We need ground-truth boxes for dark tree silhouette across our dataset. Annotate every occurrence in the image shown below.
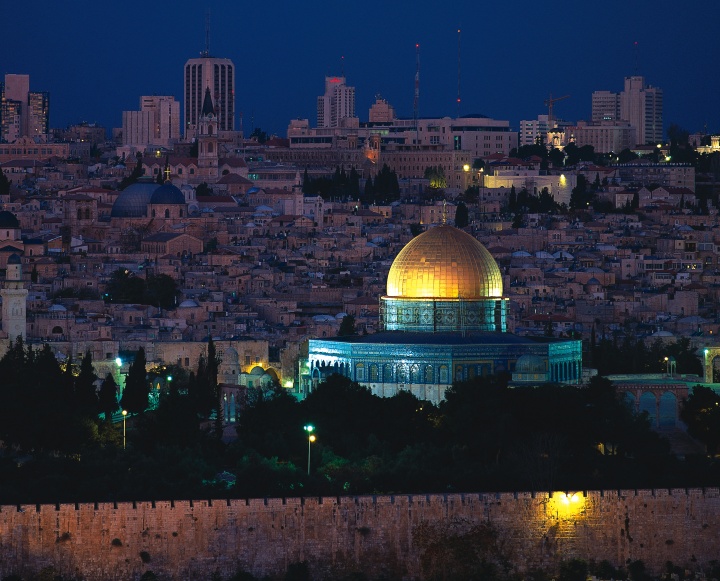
[75,351,98,416]
[338,314,357,336]
[121,348,149,414]
[98,373,119,422]
[454,202,469,228]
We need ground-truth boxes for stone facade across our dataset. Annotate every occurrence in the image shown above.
[1,489,719,580]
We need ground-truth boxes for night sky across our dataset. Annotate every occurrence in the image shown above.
[2,0,719,138]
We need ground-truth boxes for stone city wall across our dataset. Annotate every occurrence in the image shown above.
[0,488,719,580]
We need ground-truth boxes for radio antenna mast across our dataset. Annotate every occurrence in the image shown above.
[457,29,462,118]
[414,43,420,144]
[202,11,211,57]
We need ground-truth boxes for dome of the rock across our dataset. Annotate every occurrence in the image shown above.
[385,225,503,299]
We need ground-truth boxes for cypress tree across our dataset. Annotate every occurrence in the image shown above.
[76,351,98,416]
[120,348,149,414]
[98,374,119,422]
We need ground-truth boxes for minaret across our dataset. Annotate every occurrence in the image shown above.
[2,254,27,340]
[197,87,219,182]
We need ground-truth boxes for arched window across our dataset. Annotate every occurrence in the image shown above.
[77,209,82,220]
[383,363,393,382]
[51,326,63,335]
[164,209,170,218]
[369,364,379,381]
[85,209,90,219]
[209,125,214,135]
[425,365,433,383]
[208,142,214,154]
[455,365,464,381]
[410,364,421,384]
[152,209,156,217]
[356,362,365,381]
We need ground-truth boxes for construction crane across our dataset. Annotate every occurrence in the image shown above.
[544,94,570,129]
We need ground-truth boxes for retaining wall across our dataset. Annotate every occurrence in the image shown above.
[0,488,719,580]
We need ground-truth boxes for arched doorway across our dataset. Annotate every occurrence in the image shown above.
[703,348,720,383]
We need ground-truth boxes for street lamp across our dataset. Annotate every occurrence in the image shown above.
[304,424,316,475]
[122,410,128,449]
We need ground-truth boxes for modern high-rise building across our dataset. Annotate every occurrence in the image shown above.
[0,74,49,142]
[317,76,356,128]
[591,76,663,146]
[183,55,235,137]
[27,91,50,136]
[620,76,663,146]
[122,96,180,148]
[591,90,621,123]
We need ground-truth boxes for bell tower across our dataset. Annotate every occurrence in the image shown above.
[197,87,219,182]
[2,254,27,340]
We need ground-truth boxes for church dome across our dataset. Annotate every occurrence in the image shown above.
[0,211,20,228]
[386,225,503,299]
[110,178,160,218]
[150,182,185,205]
[7,253,21,265]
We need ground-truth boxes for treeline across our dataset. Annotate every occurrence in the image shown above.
[302,164,400,204]
[1,333,718,507]
[232,374,686,498]
[588,335,703,378]
[506,185,563,215]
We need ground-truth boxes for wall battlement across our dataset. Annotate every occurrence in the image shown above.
[1,488,719,580]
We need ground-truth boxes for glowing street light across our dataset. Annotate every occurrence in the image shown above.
[304,424,316,475]
[122,410,128,449]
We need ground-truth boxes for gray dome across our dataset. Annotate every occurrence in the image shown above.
[150,182,185,205]
[0,211,19,228]
[111,179,160,218]
[515,354,546,374]
[7,253,21,265]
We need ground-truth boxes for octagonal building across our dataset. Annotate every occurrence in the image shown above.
[306,225,582,403]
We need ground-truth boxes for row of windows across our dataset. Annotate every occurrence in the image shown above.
[0,148,61,155]
[355,362,497,383]
[356,362,448,383]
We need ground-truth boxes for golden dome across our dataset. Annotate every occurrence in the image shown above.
[386,225,503,299]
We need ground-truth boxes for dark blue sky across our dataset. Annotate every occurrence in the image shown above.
[2,1,719,138]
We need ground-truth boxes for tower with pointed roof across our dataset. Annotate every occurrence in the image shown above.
[196,87,219,183]
[2,253,27,340]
